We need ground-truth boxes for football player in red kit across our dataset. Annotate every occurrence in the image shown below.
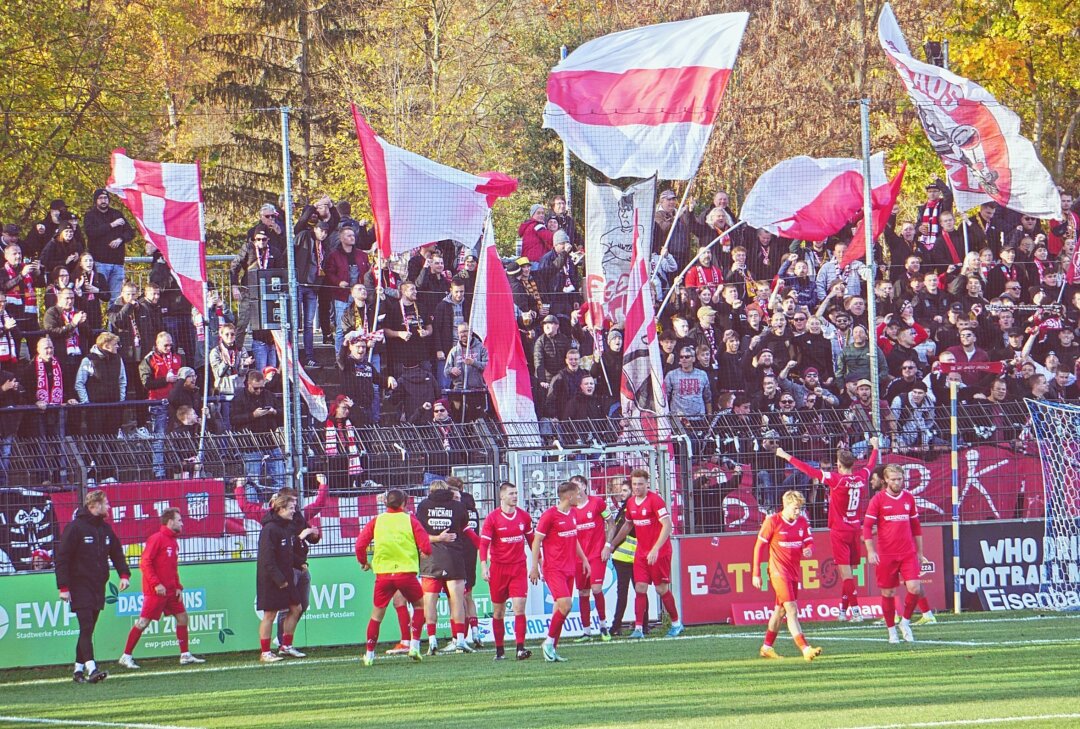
[481,482,534,660]
[602,469,683,638]
[531,481,590,662]
[752,491,822,661]
[863,464,926,643]
[119,509,205,669]
[570,474,612,641]
[775,438,878,621]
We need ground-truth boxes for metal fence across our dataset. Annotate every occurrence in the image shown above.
[0,399,1055,573]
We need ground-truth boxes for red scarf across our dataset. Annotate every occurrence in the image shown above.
[920,199,941,249]
[940,230,961,265]
[35,357,63,405]
[325,418,363,474]
[5,264,36,314]
[63,310,81,356]
[0,326,15,363]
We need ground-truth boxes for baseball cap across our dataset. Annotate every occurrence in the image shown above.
[659,189,677,200]
[542,314,558,324]
[949,302,965,314]
[177,367,197,380]
[803,367,819,377]
[504,259,522,276]
[259,203,278,216]
[855,378,873,388]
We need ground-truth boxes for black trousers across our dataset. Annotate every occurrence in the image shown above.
[611,560,635,632]
[75,609,100,664]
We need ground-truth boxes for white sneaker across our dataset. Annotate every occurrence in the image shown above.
[278,645,306,658]
[260,651,284,663]
[848,609,865,623]
[887,627,900,644]
[179,653,205,665]
[118,654,140,670]
[899,620,915,643]
[836,612,848,623]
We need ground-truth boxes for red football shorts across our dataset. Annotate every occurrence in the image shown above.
[875,553,922,589]
[831,529,862,568]
[140,592,185,621]
[373,573,422,608]
[544,569,575,601]
[769,570,799,605]
[633,553,672,586]
[488,562,528,603]
[422,577,448,595]
[575,557,606,590]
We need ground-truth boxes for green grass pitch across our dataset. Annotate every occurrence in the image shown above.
[1,612,1078,729]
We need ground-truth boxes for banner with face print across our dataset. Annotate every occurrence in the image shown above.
[584,177,655,326]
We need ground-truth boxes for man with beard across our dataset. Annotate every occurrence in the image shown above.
[83,189,134,304]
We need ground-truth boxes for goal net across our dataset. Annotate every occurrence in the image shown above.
[1023,399,1080,611]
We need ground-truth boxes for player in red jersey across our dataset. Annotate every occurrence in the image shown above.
[570,474,612,642]
[752,491,822,661]
[118,509,206,669]
[775,438,878,621]
[863,464,925,643]
[481,482,534,661]
[603,469,683,638]
[531,481,590,662]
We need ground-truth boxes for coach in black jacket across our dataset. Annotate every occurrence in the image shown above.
[256,494,307,662]
[55,490,131,683]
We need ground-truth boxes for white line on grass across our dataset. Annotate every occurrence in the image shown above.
[839,714,1080,729]
[0,717,206,729]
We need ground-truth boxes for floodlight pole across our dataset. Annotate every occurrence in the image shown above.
[859,98,882,434]
[280,106,304,487]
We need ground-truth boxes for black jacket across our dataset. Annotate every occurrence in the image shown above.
[415,489,469,579]
[83,204,134,266]
[55,507,130,611]
[231,386,282,433]
[256,510,299,610]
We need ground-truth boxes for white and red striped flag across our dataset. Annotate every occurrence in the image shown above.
[840,162,907,270]
[740,154,888,241]
[620,211,667,426]
[106,149,207,313]
[544,13,749,180]
[472,216,540,446]
[351,104,517,257]
[271,330,327,422]
[879,3,1060,219]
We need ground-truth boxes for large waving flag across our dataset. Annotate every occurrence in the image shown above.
[351,104,518,257]
[840,162,907,270]
[879,3,1060,219]
[472,217,540,446]
[620,211,667,425]
[740,154,887,240]
[271,330,327,422]
[543,13,749,180]
[106,149,207,313]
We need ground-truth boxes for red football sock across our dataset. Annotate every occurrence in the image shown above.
[848,579,860,608]
[660,591,680,623]
[281,633,293,648]
[451,621,464,640]
[366,619,380,652]
[411,609,424,641]
[903,593,919,620]
[634,592,647,628]
[548,610,567,646]
[594,591,607,622]
[395,604,410,642]
[918,596,931,612]
[176,625,189,654]
[124,625,144,655]
[794,633,809,650]
[580,594,592,630]
[764,629,778,647]
[260,638,271,653]
[426,622,437,639]
[515,614,526,649]
[841,578,854,612]
[468,616,478,631]
[493,618,505,649]
[882,597,896,628]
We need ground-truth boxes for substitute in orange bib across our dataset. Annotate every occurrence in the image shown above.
[119,509,206,669]
[752,490,822,662]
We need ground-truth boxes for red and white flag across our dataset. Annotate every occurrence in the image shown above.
[620,212,667,424]
[271,330,328,422]
[472,216,540,446]
[543,13,749,180]
[840,162,907,270]
[740,154,887,240]
[106,149,207,313]
[351,104,517,257]
[879,3,1060,218]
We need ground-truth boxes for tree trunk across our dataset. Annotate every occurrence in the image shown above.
[1055,103,1080,181]
[298,1,313,193]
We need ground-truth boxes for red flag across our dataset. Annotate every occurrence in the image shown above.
[841,162,906,271]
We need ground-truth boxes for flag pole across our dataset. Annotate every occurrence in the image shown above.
[279,106,302,487]
[655,221,747,317]
[560,45,572,211]
[197,281,210,465]
[859,98,882,434]
[368,249,383,363]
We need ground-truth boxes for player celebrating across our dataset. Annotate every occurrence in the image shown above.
[481,482,534,660]
[355,489,453,666]
[447,476,483,648]
[863,464,925,643]
[530,481,590,662]
[752,491,822,661]
[602,469,683,639]
[119,509,206,669]
[775,438,878,621]
[570,474,612,641]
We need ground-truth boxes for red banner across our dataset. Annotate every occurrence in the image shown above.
[51,480,227,542]
[678,527,946,625]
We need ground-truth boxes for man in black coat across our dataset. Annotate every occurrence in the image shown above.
[256,493,309,663]
[83,188,134,305]
[231,370,285,494]
[55,490,131,683]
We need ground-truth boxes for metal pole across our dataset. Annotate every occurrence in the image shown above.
[280,107,303,487]
[859,98,882,434]
[940,39,969,259]
[655,218,743,317]
[560,45,572,210]
[950,379,961,614]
